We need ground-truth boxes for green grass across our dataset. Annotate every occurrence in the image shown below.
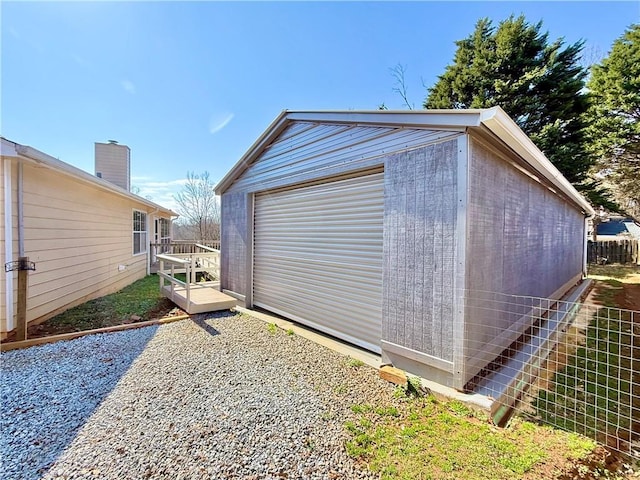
[346,357,365,368]
[345,396,595,480]
[587,264,640,283]
[266,323,278,334]
[534,305,635,442]
[42,275,167,332]
[533,263,638,452]
[591,278,625,305]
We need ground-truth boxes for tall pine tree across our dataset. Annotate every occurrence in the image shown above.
[586,25,640,218]
[426,16,592,190]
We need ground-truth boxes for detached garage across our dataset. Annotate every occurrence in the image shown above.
[215,107,594,390]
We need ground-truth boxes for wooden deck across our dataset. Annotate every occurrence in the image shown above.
[156,249,232,314]
[161,281,237,314]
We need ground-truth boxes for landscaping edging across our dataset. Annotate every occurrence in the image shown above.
[0,315,190,352]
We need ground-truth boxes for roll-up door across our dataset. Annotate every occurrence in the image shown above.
[253,172,384,353]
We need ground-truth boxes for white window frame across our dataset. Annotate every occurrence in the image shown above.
[133,209,148,256]
[158,217,171,243]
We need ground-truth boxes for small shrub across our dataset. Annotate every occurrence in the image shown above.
[447,400,471,417]
[286,328,295,336]
[374,406,400,417]
[347,357,365,368]
[267,323,277,334]
[393,385,406,399]
[351,404,372,414]
[406,375,428,398]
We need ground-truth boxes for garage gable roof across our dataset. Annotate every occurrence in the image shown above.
[215,107,594,215]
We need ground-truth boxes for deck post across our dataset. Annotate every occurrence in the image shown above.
[186,261,191,309]
[159,259,165,290]
[170,263,175,301]
[190,255,196,284]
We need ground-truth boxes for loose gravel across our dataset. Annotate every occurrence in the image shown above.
[1,312,398,479]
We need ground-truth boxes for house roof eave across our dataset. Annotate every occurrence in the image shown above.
[1,138,177,217]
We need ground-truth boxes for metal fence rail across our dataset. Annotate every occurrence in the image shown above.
[465,290,639,459]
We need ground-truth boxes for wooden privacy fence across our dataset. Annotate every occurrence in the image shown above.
[587,239,639,264]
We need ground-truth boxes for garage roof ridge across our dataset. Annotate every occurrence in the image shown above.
[214,107,594,215]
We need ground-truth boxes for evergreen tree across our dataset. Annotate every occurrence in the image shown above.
[586,25,640,218]
[426,16,592,188]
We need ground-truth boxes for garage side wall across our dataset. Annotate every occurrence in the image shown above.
[464,136,586,383]
[381,139,461,386]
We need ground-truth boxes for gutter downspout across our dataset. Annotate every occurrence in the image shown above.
[147,207,160,276]
[584,214,593,278]
[4,159,14,330]
[18,162,24,257]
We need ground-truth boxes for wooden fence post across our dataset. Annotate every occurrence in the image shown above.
[15,256,29,341]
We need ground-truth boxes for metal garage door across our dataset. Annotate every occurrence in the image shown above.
[253,172,384,353]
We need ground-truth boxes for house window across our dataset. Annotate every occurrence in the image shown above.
[133,210,147,255]
[159,217,170,241]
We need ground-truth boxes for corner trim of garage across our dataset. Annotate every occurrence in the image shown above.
[381,340,455,373]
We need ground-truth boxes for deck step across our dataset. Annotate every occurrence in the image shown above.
[161,282,238,314]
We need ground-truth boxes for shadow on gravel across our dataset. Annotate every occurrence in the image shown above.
[191,310,241,336]
[1,325,159,480]
[191,316,221,337]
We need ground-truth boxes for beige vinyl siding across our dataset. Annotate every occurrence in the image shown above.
[1,162,148,331]
[94,143,130,191]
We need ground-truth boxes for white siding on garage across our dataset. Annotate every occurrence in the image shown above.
[253,172,384,353]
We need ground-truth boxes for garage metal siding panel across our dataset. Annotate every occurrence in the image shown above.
[253,173,384,353]
[221,192,248,295]
[382,140,459,362]
[463,137,586,382]
[226,122,458,194]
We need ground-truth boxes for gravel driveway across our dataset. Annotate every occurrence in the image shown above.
[1,312,396,479]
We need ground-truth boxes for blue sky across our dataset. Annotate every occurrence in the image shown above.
[2,1,638,210]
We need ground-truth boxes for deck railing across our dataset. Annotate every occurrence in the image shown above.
[156,248,227,314]
[157,254,192,307]
[151,240,221,264]
[156,248,220,283]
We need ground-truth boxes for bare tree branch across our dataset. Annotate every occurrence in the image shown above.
[390,63,414,110]
[173,171,221,241]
